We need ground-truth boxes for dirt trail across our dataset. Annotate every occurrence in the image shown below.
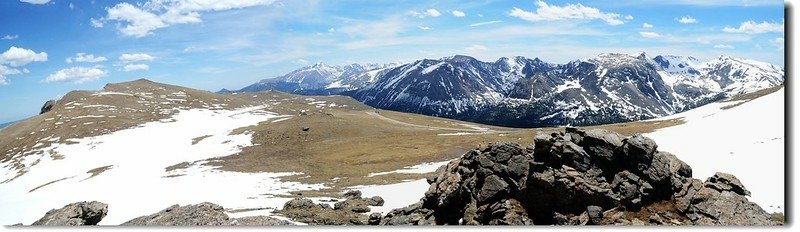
[366,111,509,133]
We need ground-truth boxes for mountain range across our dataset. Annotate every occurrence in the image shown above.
[236,53,784,127]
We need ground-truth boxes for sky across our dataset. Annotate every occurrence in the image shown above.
[0,0,786,123]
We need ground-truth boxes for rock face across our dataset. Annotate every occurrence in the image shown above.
[380,128,778,226]
[39,100,56,114]
[121,202,291,226]
[31,201,108,226]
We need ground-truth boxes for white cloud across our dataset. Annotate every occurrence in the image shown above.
[624,15,633,20]
[508,1,628,25]
[772,38,784,50]
[123,64,150,72]
[1,35,18,40]
[639,31,661,38]
[69,3,74,9]
[642,23,653,28]
[418,26,432,30]
[90,18,104,28]
[66,53,108,63]
[328,27,335,32]
[465,45,488,53]
[20,0,50,4]
[713,44,734,49]
[469,20,503,27]
[676,16,697,24]
[425,9,441,17]
[100,0,277,38]
[45,66,107,83]
[452,10,466,17]
[0,46,48,67]
[408,8,442,18]
[119,53,155,62]
[0,65,22,85]
[105,3,168,38]
[722,21,783,34]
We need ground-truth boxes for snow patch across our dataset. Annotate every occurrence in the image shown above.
[646,88,784,213]
[0,106,325,225]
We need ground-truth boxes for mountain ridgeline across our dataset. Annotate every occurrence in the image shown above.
[237,53,784,127]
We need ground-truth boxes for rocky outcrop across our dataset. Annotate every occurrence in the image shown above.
[676,173,776,225]
[39,100,56,114]
[122,203,230,226]
[31,201,108,226]
[121,202,292,226]
[380,128,778,226]
[276,190,383,225]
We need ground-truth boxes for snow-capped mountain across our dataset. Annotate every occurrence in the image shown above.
[237,53,783,127]
[348,55,552,116]
[239,62,398,95]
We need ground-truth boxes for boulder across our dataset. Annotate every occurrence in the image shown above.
[343,190,362,199]
[586,206,603,225]
[40,100,56,114]
[367,196,385,206]
[32,201,108,226]
[277,198,369,225]
[121,203,229,226]
[368,213,382,225]
[284,198,316,210]
[681,173,774,225]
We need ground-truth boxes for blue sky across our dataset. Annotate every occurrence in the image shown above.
[0,0,785,123]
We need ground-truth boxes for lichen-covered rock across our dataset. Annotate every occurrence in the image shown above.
[32,201,108,226]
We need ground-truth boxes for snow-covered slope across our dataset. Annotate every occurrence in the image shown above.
[0,107,325,225]
[645,88,784,213]
[239,62,399,95]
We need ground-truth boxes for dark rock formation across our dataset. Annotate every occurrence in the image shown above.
[380,128,778,226]
[31,201,108,226]
[39,100,56,114]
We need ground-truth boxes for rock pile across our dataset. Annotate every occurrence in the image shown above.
[276,190,385,225]
[380,128,779,225]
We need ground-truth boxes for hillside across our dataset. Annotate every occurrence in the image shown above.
[0,79,783,225]
[0,79,533,225]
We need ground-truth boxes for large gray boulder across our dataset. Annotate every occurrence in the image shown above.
[32,201,108,226]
